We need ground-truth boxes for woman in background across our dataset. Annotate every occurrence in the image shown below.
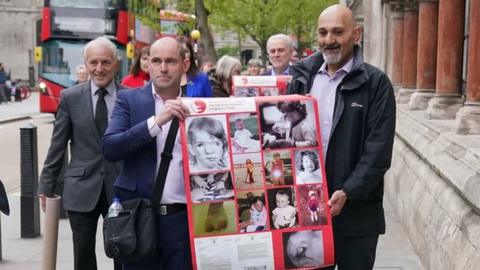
[208,55,242,97]
[180,40,213,97]
[121,46,150,88]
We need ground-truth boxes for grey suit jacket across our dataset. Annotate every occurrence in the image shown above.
[39,81,122,212]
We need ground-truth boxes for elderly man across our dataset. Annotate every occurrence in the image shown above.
[39,36,122,270]
[103,37,200,270]
[74,64,89,84]
[288,4,396,270]
[263,33,294,76]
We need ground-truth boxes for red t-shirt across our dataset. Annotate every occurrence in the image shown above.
[121,70,150,88]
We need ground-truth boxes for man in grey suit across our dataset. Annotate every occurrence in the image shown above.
[39,36,122,270]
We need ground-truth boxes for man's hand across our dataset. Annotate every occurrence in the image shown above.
[328,190,347,217]
[38,193,47,212]
[154,98,189,127]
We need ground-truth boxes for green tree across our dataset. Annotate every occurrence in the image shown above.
[204,0,335,64]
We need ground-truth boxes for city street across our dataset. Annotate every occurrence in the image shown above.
[0,92,424,269]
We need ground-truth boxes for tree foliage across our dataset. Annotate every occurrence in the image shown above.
[204,0,336,63]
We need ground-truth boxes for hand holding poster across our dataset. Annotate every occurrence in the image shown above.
[180,95,334,269]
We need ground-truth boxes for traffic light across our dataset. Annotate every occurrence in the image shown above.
[34,46,42,62]
[126,43,134,59]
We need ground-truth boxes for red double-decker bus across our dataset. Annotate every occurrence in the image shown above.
[38,0,131,113]
[38,1,193,113]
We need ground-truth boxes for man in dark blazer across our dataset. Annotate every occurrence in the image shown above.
[103,37,192,270]
[39,36,122,270]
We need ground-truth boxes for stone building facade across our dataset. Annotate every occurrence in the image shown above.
[341,0,480,269]
[0,0,42,80]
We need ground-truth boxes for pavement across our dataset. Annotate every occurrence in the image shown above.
[0,93,425,269]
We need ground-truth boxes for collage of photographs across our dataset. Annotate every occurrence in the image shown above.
[181,96,334,269]
[231,75,291,97]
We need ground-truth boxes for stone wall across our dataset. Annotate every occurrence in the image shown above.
[0,0,42,80]
[386,105,480,269]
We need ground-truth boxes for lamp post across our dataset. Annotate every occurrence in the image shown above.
[191,29,201,66]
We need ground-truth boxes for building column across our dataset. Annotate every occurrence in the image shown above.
[455,0,480,134]
[397,3,419,104]
[408,0,438,110]
[391,6,404,90]
[425,0,465,119]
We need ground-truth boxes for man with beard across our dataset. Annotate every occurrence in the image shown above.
[288,4,396,270]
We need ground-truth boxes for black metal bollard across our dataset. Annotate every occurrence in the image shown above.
[20,123,40,238]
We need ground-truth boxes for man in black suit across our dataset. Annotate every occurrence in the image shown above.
[39,36,122,270]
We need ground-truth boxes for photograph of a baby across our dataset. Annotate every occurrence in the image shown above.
[229,114,261,154]
[297,184,327,226]
[268,188,297,229]
[187,116,230,173]
[190,172,234,202]
[263,150,293,186]
[294,149,322,184]
[237,191,268,233]
[258,101,317,149]
[283,230,324,268]
[233,153,264,189]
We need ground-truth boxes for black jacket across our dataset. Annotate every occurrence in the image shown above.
[288,47,396,236]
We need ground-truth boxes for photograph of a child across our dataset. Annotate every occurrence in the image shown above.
[233,153,264,189]
[190,172,234,202]
[261,87,279,96]
[294,149,322,184]
[237,190,268,233]
[267,187,297,229]
[263,150,293,186]
[297,184,327,226]
[192,201,237,236]
[187,115,230,173]
[258,100,317,149]
[229,113,261,154]
[233,86,259,97]
[283,230,324,268]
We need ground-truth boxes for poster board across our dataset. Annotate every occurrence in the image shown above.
[231,75,292,97]
[180,95,334,269]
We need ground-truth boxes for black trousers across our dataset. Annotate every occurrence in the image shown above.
[321,234,379,270]
[67,187,121,270]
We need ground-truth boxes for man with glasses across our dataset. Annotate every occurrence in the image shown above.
[102,37,203,270]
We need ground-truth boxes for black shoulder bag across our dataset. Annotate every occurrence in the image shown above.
[103,117,180,263]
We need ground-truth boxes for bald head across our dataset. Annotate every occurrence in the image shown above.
[318,4,356,28]
[148,37,189,96]
[317,4,360,72]
[150,37,185,60]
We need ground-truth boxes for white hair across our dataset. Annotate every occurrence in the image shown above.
[75,64,86,73]
[267,34,294,51]
[82,36,118,62]
[215,55,241,82]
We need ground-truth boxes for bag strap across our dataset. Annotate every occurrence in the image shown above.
[151,117,179,208]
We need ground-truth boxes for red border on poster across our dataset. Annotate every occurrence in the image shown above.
[232,75,292,97]
[180,95,334,269]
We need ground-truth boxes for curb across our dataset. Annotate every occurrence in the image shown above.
[0,116,31,125]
